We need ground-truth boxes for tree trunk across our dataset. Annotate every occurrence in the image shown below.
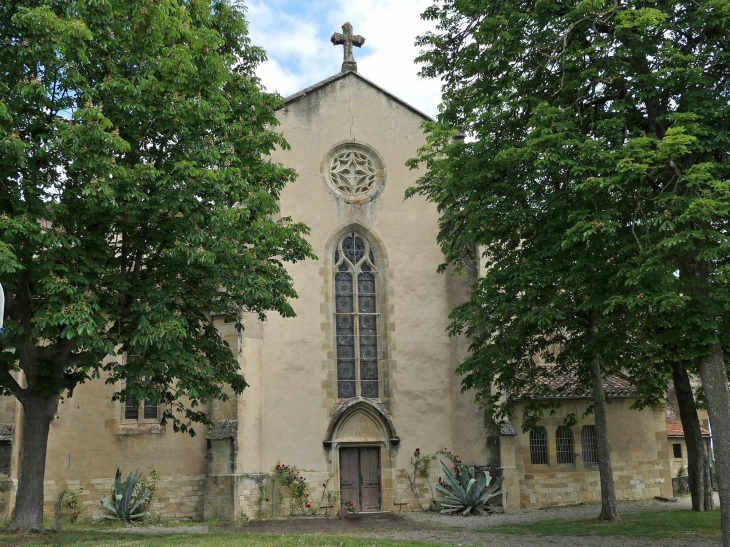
[696,341,730,546]
[52,492,63,533]
[6,393,58,532]
[590,354,619,521]
[671,359,714,511]
[704,450,715,511]
[678,250,727,543]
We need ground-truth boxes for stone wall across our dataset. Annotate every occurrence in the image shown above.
[393,468,441,510]
[666,437,712,482]
[204,471,335,521]
[668,438,688,479]
[518,463,668,507]
[42,474,206,521]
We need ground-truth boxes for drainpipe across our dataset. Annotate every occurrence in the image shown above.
[0,283,8,343]
[0,282,5,333]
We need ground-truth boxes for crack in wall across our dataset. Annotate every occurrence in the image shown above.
[347,82,355,139]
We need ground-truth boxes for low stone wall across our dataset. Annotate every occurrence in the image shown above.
[205,471,336,521]
[519,462,668,508]
[42,474,206,521]
[393,469,441,511]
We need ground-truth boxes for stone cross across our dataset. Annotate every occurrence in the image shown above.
[331,22,365,73]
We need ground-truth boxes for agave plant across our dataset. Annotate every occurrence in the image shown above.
[434,460,505,515]
[94,468,150,522]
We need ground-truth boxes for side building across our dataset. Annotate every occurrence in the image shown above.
[498,370,672,508]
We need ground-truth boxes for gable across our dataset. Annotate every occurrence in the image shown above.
[283,71,434,123]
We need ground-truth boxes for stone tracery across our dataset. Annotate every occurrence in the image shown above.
[334,231,380,400]
[329,151,378,198]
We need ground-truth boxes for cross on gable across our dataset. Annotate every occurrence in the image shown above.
[331,22,365,73]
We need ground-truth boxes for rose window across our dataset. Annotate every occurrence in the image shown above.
[329,151,377,197]
[322,143,385,202]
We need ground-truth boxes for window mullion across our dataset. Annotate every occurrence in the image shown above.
[377,274,382,399]
[354,271,361,396]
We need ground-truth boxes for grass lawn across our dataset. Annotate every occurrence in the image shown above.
[486,509,721,539]
[40,519,220,531]
[0,531,470,547]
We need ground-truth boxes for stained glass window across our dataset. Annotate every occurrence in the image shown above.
[334,232,380,399]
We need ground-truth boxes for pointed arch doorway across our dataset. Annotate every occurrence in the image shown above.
[340,446,380,511]
[324,398,399,512]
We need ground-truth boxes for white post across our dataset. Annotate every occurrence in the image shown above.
[0,282,4,330]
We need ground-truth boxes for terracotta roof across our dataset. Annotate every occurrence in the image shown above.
[514,365,636,399]
[604,373,636,396]
[666,419,710,437]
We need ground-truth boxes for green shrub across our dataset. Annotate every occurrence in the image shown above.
[434,461,504,515]
[60,487,83,523]
[94,469,150,522]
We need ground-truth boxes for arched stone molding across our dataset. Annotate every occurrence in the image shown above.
[323,397,400,512]
[324,223,389,264]
[323,397,400,448]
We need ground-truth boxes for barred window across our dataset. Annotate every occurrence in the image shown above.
[124,355,158,421]
[581,425,599,464]
[556,427,575,464]
[334,231,380,400]
[529,428,548,465]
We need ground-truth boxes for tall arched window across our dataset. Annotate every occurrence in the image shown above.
[334,231,380,400]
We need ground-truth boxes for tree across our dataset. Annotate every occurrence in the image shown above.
[627,322,715,512]
[0,0,314,531]
[670,360,714,511]
[410,0,730,528]
[408,119,635,520]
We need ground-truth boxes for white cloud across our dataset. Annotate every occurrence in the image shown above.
[245,0,442,117]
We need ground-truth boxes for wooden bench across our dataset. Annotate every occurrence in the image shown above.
[393,501,408,512]
[320,504,334,516]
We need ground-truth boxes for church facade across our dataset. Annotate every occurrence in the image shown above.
[0,35,674,520]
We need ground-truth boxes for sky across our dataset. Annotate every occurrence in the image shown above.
[245,0,443,118]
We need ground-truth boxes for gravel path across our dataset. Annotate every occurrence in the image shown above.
[404,494,718,530]
[372,495,721,547]
[99,495,721,546]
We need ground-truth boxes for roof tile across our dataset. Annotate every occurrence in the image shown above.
[666,419,710,437]
[516,364,636,399]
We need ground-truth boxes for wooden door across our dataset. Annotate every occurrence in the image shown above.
[360,448,381,510]
[340,448,360,508]
[339,447,381,511]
